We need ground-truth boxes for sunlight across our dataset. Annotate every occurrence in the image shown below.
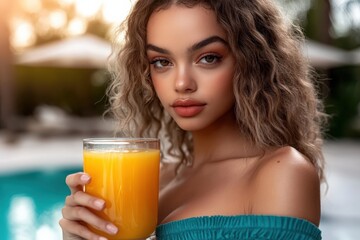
[66,17,87,36]
[36,225,59,240]
[75,0,102,18]
[36,12,52,38]
[9,0,136,49]
[102,0,133,24]
[49,10,67,30]
[331,0,360,36]
[19,0,42,14]
[58,0,74,7]
[8,196,36,240]
[349,4,360,25]
[10,19,36,49]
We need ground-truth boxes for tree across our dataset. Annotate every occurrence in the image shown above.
[277,0,360,48]
[334,0,360,49]
[277,0,360,138]
[303,0,332,44]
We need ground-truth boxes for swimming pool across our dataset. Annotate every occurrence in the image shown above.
[0,167,81,240]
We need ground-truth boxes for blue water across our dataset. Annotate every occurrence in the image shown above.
[0,167,81,240]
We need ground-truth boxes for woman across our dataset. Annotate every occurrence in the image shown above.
[60,0,327,239]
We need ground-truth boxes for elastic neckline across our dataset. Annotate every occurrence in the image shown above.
[156,214,321,239]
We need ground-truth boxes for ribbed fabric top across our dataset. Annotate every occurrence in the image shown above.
[156,215,321,240]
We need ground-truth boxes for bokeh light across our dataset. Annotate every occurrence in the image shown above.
[8,0,135,50]
[102,0,133,24]
[66,17,87,36]
[10,19,36,49]
[18,0,42,14]
[48,10,67,30]
[74,0,102,18]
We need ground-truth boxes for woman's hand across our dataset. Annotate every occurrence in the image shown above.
[59,172,118,240]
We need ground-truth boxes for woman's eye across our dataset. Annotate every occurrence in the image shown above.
[199,54,221,64]
[150,59,171,69]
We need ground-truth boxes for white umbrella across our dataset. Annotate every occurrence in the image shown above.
[15,34,112,69]
[16,35,353,69]
[303,39,353,68]
[350,47,360,65]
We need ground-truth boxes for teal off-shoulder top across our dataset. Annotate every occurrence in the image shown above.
[156,215,321,240]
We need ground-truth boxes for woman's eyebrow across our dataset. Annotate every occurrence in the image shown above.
[146,35,228,54]
[189,36,228,52]
[146,44,170,54]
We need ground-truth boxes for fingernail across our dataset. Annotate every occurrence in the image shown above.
[106,224,118,234]
[99,237,108,240]
[81,174,90,182]
[94,199,105,209]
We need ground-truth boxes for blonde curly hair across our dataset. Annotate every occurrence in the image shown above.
[107,0,327,180]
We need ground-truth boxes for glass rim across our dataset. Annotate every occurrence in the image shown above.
[83,138,159,144]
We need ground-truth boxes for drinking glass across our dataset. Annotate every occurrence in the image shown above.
[83,138,160,240]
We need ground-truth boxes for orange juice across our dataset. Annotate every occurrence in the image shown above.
[83,149,160,240]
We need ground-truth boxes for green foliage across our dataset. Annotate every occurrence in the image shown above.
[14,66,109,117]
[303,0,332,44]
[294,0,360,139]
[325,66,360,138]
[334,28,360,50]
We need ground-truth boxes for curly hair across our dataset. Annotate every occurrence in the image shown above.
[107,0,327,180]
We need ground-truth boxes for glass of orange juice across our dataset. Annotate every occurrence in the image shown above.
[83,138,160,240]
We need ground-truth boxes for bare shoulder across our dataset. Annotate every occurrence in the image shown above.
[250,146,321,226]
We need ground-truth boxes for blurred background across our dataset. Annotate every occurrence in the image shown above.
[0,0,359,239]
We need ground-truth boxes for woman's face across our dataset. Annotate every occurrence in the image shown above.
[147,5,236,132]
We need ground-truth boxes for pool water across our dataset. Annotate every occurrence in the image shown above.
[0,167,81,240]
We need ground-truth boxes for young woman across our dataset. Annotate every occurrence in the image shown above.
[60,0,327,239]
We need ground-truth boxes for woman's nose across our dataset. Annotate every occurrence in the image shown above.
[174,65,197,93]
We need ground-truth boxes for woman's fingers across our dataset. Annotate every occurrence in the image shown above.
[59,218,108,240]
[62,172,118,237]
[65,191,105,211]
[62,206,118,236]
[66,172,91,194]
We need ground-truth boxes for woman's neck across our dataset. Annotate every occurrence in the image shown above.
[190,112,263,168]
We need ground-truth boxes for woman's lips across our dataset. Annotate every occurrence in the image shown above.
[171,99,206,117]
